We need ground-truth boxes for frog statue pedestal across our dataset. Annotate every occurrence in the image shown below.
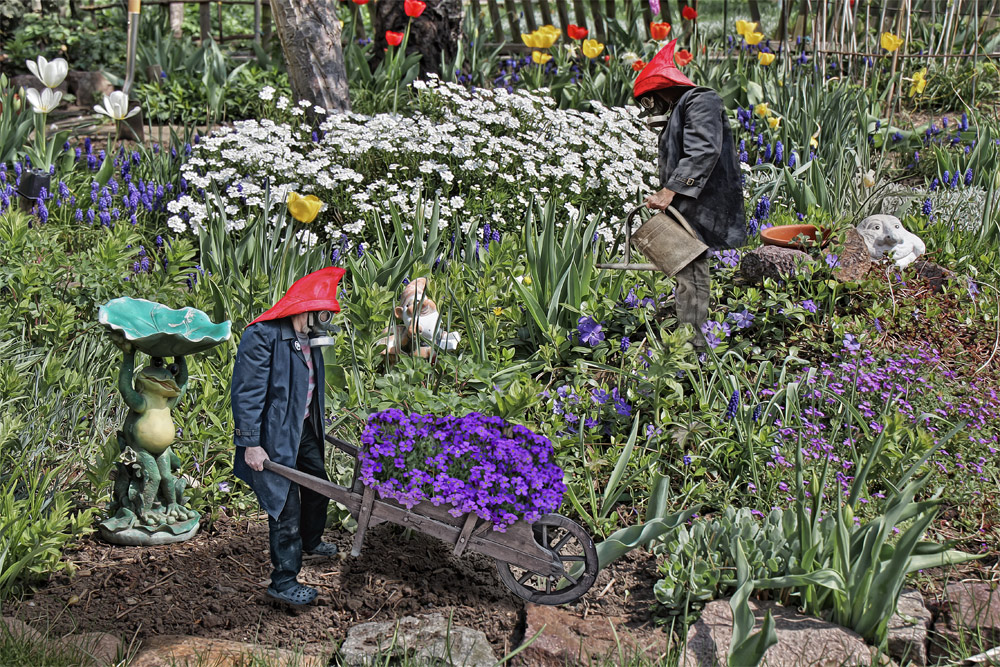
[97,297,232,546]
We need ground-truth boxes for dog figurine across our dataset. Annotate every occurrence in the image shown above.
[376,278,460,362]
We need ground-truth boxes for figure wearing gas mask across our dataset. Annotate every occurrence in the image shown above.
[231,267,345,606]
[634,40,746,349]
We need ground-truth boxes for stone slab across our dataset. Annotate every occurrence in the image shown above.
[340,613,496,667]
[130,635,325,667]
[887,589,932,666]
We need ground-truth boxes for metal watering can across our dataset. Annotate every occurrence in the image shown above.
[597,204,708,277]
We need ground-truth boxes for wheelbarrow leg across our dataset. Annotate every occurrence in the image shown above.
[351,485,375,557]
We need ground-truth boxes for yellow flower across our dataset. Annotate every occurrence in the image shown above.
[754,102,771,118]
[286,192,322,223]
[810,129,820,148]
[532,50,553,65]
[880,32,904,52]
[582,39,604,59]
[767,116,781,129]
[908,67,928,96]
[523,25,560,49]
[493,307,503,316]
[758,52,775,66]
[521,32,540,48]
[744,31,764,45]
[735,20,757,37]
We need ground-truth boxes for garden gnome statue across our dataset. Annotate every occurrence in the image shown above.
[377,277,460,362]
[855,214,925,268]
[97,297,231,545]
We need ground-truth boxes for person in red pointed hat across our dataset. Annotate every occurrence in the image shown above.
[231,266,345,605]
[634,40,746,350]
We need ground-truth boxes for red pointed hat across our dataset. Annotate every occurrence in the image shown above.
[250,267,346,325]
[633,39,696,99]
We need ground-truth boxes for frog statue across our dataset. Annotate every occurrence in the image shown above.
[97,337,201,545]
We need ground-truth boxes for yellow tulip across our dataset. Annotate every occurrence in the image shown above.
[880,32,903,52]
[522,25,560,49]
[754,102,771,118]
[735,20,757,37]
[582,39,604,58]
[287,192,322,224]
[521,32,540,48]
[758,52,775,66]
[767,116,781,129]
[745,31,764,45]
[532,50,553,65]
[908,67,928,96]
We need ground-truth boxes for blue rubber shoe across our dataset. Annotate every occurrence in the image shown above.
[304,541,338,557]
[266,583,317,606]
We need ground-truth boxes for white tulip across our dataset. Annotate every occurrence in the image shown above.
[93,91,140,121]
[25,87,63,114]
[26,56,69,89]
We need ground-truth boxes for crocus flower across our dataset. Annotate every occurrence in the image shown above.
[26,87,62,114]
[582,39,604,58]
[403,0,426,18]
[532,50,552,64]
[880,32,903,52]
[26,56,68,89]
[286,192,323,223]
[758,52,775,66]
[735,19,757,36]
[682,6,698,19]
[567,24,588,40]
[675,49,693,66]
[93,91,140,120]
[650,21,671,40]
[744,31,764,45]
[386,30,404,46]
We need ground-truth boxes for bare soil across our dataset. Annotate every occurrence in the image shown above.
[9,515,663,659]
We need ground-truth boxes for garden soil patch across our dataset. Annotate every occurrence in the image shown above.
[10,515,665,660]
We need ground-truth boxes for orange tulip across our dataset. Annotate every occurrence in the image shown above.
[675,49,693,66]
[650,21,671,40]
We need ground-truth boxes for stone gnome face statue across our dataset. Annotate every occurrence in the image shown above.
[855,214,926,268]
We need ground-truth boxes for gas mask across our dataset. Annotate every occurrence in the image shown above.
[638,93,672,130]
[305,310,338,347]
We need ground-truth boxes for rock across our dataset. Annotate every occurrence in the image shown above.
[930,580,1000,660]
[739,245,815,284]
[833,229,872,283]
[63,631,125,666]
[67,70,115,107]
[130,635,325,667]
[910,259,955,293]
[887,589,932,666]
[518,604,667,666]
[681,598,875,667]
[1,616,44,645]
[340,613,495,667]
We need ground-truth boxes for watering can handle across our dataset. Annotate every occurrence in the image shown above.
[624,204,699,251]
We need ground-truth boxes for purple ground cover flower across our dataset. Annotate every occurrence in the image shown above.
[729,308,754,329]
[358,411,565,532]
[578,316,605,346]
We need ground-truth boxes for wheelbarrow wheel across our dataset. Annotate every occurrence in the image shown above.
[495,513,598,605]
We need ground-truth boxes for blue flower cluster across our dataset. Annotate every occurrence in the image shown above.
[357,410,566,532]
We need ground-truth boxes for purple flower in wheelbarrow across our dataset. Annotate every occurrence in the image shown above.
[577,316,605,346]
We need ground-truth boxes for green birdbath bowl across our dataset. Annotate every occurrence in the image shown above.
[99,297,232,358]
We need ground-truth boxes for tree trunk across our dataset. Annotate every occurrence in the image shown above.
[169,2,184,38]
[268,0,351,113]
[372,0,463,78]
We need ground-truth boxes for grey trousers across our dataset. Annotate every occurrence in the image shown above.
[675,253,710,349]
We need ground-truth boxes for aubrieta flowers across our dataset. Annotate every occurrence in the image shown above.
[357,411,566,532]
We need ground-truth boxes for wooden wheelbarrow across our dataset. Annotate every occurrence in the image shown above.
[263,433,599,605]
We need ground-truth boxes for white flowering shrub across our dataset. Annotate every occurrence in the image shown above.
[167,77,658,242]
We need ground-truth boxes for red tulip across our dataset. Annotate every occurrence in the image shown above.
[649,21,671,40]
[386,30,404,46]
[404,0,426,17]
[567,24,588,40]
[675,49,693,66]
[682,5,698,19]
[352,0,369,4]
[632,59,646,72]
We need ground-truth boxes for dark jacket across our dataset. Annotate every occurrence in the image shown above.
[231,318,325,518]
[658,87,746,250]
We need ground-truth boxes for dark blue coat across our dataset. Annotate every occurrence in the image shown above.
[658,87,747,250]
[231,318,325,518]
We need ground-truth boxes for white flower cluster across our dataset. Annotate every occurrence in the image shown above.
[166,77,659,244]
